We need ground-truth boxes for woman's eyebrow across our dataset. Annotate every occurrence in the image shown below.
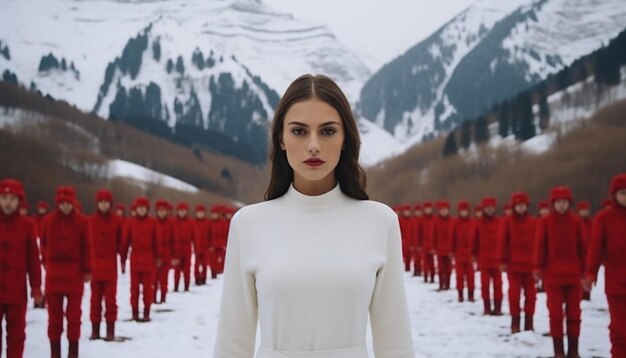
[286,121,341,127]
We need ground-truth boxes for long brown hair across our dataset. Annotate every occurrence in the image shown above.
[264,74,368,201]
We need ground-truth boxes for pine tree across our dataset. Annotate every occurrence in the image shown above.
[38,53,60,72]
[166,59,174,74]
[60,58,67,71]
[498,100,510,138]
[538,94,550,131]
[442,132,459,157]
[144,82,162,120]
[152,39,161,61]
[127,87,145,118]
[460,120,472,149]
[516,91,535,140]
[109,86,128,120]
[192,48,205,70]
[474,116,489,144]
[175,55,185,74]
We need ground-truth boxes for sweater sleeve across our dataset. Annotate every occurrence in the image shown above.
[213,213,258,358]
[369,215,415,357]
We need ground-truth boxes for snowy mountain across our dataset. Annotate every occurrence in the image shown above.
[0,0,371,163]
[358,0,626,148]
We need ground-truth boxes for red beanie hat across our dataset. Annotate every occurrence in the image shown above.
[511,192,530,205]
[134,197,150,209]
[458,201,470,211]
[37,201,49,210]
[474,204,482,212]
[538,200,550,210]
[210,204,221,213]
[95,189,113,203]
[481,197,497,208]
[195,204,206,212]
[155,200,169,210]
[115,204,125,211]
[401,204,411,211]
[576,200,590,211]
[610,173,626,197]
[550,186,573,203]
[422,201,433,209]
[413,204,422,210]
[55,186,76,204]
[0,179,25,199]
[19,201,30,209]
[177,202,189,211]
[436,201,450,209]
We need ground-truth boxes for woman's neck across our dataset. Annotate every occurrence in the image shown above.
[292,173,337,196]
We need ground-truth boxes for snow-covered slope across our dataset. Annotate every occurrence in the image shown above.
[0,0,373,163]
[359,0,626,147]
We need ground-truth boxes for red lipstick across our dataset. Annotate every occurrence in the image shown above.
[303,157,325,167]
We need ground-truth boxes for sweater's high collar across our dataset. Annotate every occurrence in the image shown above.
[283,182,346,212]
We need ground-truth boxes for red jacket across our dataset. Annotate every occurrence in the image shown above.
[41,210,91,293]
[419,215,435,252]
[431,216,452,256]
[193,218,211,254]
[450,217,474,263]
[156,216,176,264]
[212,219,228,249]
[173,216,195,258]
[499,213,537,273]
[408,217,421,251]
[473,215,501,270]
[585,204,626,295]
[0,211,42,304]
[121,215,161,272]
[88,211,123,281]
[580,217,593,247]
[534,211,586,286]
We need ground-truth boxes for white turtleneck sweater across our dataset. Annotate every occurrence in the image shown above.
[213,184,415,358]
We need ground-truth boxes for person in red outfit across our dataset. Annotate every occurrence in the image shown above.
[398,204,413,272]
[499,191,537,334]
[154,200,177,304]
[534,186,586,358]
[210,205,228,276]
[114,204,125,219]
[431,201,453,291]
[193,205,211,285]
[173,202,194,292]
[18,201,29,217]
[0,179,43,358]
[40,186,91,358]
[583,174,626,358]
[420,202,436,284]
[538,201,550,218]
[410,204,423,277]
[87,189,123,341]
[120,197,161,322]
[474,205,483,219]
[602,198,613,211]
[576,200,593,301]
[473,197,503,315]
[450,201,475,302]
[503,203,513,217]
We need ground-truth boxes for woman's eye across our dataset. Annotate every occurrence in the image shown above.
[321,128,336,136]
[291,128,306,136]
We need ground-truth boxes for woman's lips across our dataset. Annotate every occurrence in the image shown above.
[303,158,325,167]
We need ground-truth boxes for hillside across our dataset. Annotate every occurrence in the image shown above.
[359,0,626,147]
[0,82,270,210]
[366,96,626,211]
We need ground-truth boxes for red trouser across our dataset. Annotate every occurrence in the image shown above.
[90,280,117,323]
[412,249,422,274]
[0,303,27,358]
[47,291,83,341]
[155,263,170,299]
[402,244,410,270]
[194,253,207,282]
[545,284,582,338]
[174,256,191,290]
[507,272,536,317]
[130,271,155,310]
[211,248,226,274]
[423,252,435,281]
[456,262,475,292]
[608,295,626,358]
[480,268,503,301]
[437,255,452,288]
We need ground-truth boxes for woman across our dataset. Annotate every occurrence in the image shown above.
[213,74,415,358]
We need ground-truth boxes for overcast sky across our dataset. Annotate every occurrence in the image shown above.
[262,0,476,71]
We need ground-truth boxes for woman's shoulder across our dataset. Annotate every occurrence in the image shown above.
[347,198,397,223]
[229,199,282,226]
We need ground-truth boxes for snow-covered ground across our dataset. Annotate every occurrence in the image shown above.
[24,266,610,357]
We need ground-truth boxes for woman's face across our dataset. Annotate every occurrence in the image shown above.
[281,98,344,189]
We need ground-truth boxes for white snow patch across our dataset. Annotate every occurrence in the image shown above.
[108,159,198,193]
